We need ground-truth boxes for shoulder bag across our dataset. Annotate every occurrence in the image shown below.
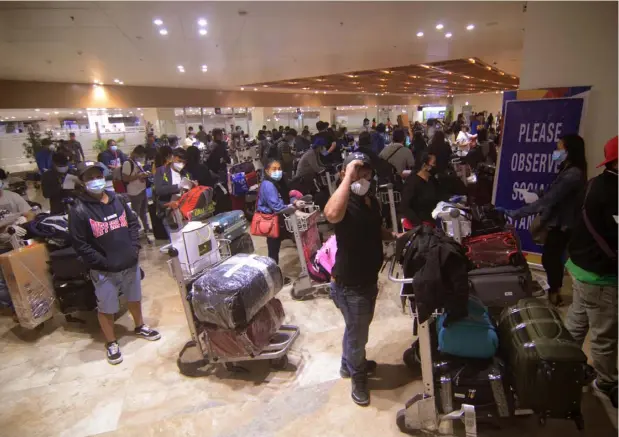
[250,185,280,238]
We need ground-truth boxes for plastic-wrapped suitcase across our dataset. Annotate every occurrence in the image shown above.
[229,232,254,255]
[468,264,532,309]
[191,254,283,329]
[199,298,285,359]
[463,229,524,268]
[48,247,89,280]
[207,210,248,242]
[498,298,591,429]
[435,357,513,423]
[54,279,97,314]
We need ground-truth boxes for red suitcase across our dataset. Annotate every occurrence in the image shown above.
[200,298,285,359]
[463,229,524,268]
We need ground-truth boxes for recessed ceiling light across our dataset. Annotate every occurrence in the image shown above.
[253,88,258,91]
[153,19,163,26]
[499,71,505,75]
[199,29,207,36]
[198,18,207,26]
[35,108,40,112]
[54,111,59,114]
[240,87,245,90]
[11,116,16,119]
[314,91,318,94]
[436,24,444,30]
[28,116,32,119]
[159,29,168,36]
[445,32,452,38]
[416,31,424,37]
[465,101,469,105]
[466,24,475,30]
[468,58,475,63]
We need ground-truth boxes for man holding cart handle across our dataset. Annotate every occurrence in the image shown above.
[324,152,398,407]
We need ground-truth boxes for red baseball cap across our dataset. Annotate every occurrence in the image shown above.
[597,136,618,168]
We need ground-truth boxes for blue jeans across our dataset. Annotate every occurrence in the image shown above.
[330,281,378,380]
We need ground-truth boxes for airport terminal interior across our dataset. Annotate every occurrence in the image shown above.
[0,2,617,437]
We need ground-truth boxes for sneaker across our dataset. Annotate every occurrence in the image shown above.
[351,378,370,406]
[340,360,377,378]
[135,324,161,341]
[106,341,123,365]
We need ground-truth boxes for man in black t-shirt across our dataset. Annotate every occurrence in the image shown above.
[324,152,397,407]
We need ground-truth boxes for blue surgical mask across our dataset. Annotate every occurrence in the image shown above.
[270,170,283,181]
[56,166,69,173]
[552,149,567,162]
[86,178,106,194]
[110,145,118,152]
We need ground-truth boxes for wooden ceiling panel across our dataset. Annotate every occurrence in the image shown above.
[248,57,519,97]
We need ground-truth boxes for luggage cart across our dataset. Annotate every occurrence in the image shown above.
[378,183,401,233]
[387,256,479,436]
[320,170,339,196]
[167,242,300,372]
[283,202,331,301]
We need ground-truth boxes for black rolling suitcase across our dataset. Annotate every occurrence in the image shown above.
[498,298,592,429]
[468,264,532,309]
[435,356,513,423]
[54,279,97,314]
[148,201,168,240]
[48,247,89,280]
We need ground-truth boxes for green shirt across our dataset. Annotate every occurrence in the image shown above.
[565,258,618,287]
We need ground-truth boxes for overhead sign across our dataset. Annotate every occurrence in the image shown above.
[493,96,587,254]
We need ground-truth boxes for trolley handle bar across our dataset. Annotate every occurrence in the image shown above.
[280,194,314,215]
[387,255,414,284]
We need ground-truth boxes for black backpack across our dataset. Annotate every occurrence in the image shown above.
[375,146,405,190]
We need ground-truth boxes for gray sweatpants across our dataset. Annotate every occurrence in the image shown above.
[129,190,150,233]
[565,274,618,389]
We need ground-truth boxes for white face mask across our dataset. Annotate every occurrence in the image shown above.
[350,178,371,196]
[173,162,185,172]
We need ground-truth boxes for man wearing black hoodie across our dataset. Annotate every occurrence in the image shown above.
[69,162,161,365]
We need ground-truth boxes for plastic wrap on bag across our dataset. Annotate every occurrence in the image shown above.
[191,253,283,329]
[199,298,285,359]
[463,230,521,268]
[0,243,55,329]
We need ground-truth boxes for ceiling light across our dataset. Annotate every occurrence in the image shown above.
[381,70,392,74]
[486,66,492,71]
[118,81,124,85]
[199,29,207,36]
[323,91,326,94]
[177,65,184,70]
[46,113,49,115]
[445,32,452,38]
[69,112,74,115]
[78,111,82,114]
[35,109,40,112]
[499,71,505,75]
[240,87,245,90]
[465,101,469,105]
[159,29,168,36]
[11,116,16,119]
[198,18,207,26]
[153,19,163,26]
[468,58,475,63]
[436,24,444,30]
[416,31,424,37]
[28,116,32,119]
[140,113,144,116]
[466,24,475,30]
[314,91,318,94]
[253,88,258,91]
[262,84,268,87]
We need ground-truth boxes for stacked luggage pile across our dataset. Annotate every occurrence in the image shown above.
[189,253,287,362]
[207,210,254,256]
[403,202,592,430]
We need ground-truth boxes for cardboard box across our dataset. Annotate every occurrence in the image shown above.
[0,243,55,329]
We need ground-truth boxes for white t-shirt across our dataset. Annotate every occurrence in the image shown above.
[121,159,146,196]
[0,189,31,216]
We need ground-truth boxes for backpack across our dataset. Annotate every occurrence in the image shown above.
[178,186,214,221]
[374,151,403,191]
[437,297,499,359]
[231,172,249,196]
[307,253,330,283]
[315,234,337,275]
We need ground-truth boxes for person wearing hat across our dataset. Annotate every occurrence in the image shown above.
[564,136,618,407]
[505,134,588,306]
[324,152,398,407]
[69,162,161,365]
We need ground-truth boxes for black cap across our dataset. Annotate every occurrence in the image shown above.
[342,152,372,169]
[77,161,105,180]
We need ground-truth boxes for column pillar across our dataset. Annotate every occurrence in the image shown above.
[520,1,617,176]
[319,107,335,126]
[250,107,274,137]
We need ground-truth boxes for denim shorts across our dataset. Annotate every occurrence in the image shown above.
[90,264,142,314]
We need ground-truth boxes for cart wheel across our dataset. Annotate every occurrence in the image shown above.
[395,409,416,435]
[403,343,421,370]
[271,355,288,370]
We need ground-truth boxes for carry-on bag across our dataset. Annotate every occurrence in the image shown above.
[436,297,498,359]
[469,204,506,236]
[207,210,248,242]
[314,234,337,275]
[498,298,591,428]
[199,298,285,359]
[463,229,524,268]
[191,254,284,329]
[48,246,89,280]
[178,186,214,221]
[231,172,249,196]
[245,171,259,187]
[54,279,97,314]
[230,161,255,175]
[148,201,169,240]
[435,356,513,421]
[229,232,254,255]
[468,264,532,309]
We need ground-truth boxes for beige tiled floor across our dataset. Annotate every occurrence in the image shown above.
[0,234,616,437]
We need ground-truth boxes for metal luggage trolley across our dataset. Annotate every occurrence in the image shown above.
[378,183,402,233]
[167,240,300,372]
[387,256,480,437]
[320,170,339,196]
[283,201,331,301]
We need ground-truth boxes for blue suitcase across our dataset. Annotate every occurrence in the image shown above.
[207,210,248,242]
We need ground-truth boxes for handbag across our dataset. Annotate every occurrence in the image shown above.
[250,212,280,238]
[530,215,548,245]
